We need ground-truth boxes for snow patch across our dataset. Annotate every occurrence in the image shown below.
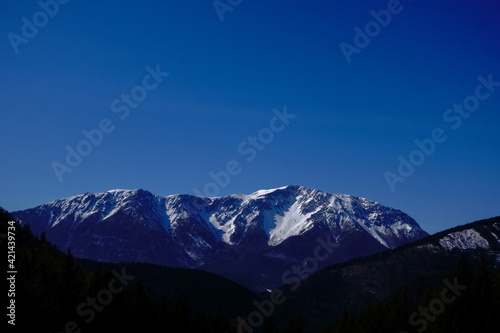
[248,186,288,199]
[208,213,237,244]
[491,232,500,245]
[439,229,489,251]
[106,189,130,194]
[268,201,318,246]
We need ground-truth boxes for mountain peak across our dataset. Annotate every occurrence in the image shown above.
[246,185,291,198]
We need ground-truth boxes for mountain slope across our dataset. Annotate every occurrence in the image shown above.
[0,206,255,332]
[269,216,500,330]
[12,185,428,290]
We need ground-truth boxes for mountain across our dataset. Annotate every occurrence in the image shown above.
[6,201,499,332]
[12,185,428,291]
[0,207,253,332]
[271,216,500,331]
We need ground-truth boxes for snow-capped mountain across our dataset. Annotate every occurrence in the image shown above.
[273,216,500,328]
[12,185,428,290]
[416,216,500,255]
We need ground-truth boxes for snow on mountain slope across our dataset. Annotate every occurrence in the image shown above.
[12,185,429,291]
[439,229,490,250]
[269,199,315,246]
[13,185,428,253]
[200,186,426,248]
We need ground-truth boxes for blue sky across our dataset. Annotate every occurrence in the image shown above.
[1,0,499,233]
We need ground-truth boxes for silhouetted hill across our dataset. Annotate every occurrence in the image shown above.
[77,259,258,318]
[1,206,255,332]
[266,216,500,331]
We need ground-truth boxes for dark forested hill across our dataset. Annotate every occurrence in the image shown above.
[264,216,500,332]
[1,206,256,332]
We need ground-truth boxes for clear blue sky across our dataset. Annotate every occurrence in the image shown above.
[1,0,499,233]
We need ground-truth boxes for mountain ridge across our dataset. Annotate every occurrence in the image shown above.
[4,202,499,332]
[272,215,500,331]
[12,185,429,290]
